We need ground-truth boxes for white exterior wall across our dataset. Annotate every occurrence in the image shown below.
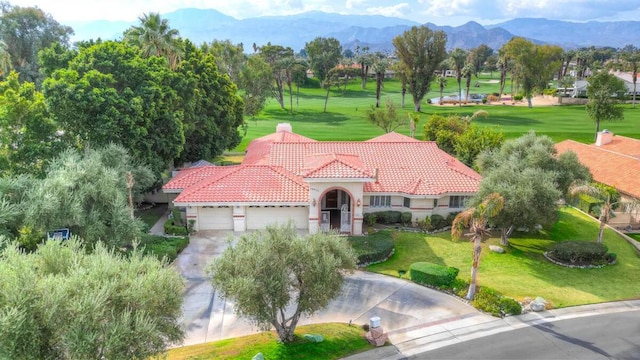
[233,205,246,232]
[197,206,233,230]
[308,181,365,235]
[246,206,309,230]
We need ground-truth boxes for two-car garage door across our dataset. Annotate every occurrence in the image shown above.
[198,207,233,230]
[197,206,309,231]
[246,206,308,230]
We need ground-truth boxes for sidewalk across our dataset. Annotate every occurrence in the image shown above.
[343,299,640,359]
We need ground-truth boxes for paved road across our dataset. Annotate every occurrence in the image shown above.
[411,310,640,359]
[173,231,487,347]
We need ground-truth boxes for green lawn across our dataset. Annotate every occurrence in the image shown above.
[367,207,640,308]
[627,233,640,242]
[163,323,374,360]
[232,76,640,152]
[134,203,167,229]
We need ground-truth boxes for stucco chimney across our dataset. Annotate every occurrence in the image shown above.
[595,130,613,146]
[276,123,292,133]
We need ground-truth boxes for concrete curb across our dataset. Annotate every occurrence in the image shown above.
[342,300,640,359]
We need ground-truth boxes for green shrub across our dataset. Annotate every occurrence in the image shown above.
[445,212,459,227]
[513,94,524,101]
[549,241,608,264]
[605,253,617,264]
[500,297,523,316]
[375,211,402,224]
[401,212,412,226]
[140,234,189,262]
[472,287,502,316]
[417,216,432,232]
[348,230,394,265]
[430,214,446,230]
[410,262,459,287]
[171,207,183,226]
[164,220,188,236]
[363,213,377,226]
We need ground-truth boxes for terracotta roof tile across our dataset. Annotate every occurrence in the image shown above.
[366,132,421,142]
[163,166,229,191]
[556,139,640,198]
[301,153,374,178]
[269,141,480,195]
[173,165,308,204]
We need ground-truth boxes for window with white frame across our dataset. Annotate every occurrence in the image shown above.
[370,195,391,208]
[403,197,411,208]
[449,196,470,208]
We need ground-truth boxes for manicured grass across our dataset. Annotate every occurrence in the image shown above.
[627,233,640,242]
[163,323,374,360]
[135,203,167,229]
[232,76,640,152]
[367,207,640,308]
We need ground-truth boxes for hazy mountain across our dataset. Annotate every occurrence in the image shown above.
[65,9,639,52]
[488,18,640,48]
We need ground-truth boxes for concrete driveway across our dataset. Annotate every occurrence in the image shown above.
[174,231,485,347]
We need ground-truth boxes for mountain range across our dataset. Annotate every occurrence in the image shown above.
[65,8,639,52]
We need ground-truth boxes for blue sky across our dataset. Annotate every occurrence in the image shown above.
[10,0,640,26]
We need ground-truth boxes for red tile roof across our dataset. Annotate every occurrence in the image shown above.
[173,165,308,204]
[556,137,640,199]
[268,141,480,195]
[165,126,481,203]
[301,153,374,178]
[243,130,316,165]
[162,166,227,191]
[366,132,421,142]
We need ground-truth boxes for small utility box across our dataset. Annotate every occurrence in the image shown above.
[369,316,381,329]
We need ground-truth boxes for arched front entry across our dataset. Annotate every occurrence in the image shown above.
[319,188,352,233]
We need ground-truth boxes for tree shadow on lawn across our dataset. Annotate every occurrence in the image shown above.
[476,114,543,127]
[262,108,351,125]
[494,210,640,305]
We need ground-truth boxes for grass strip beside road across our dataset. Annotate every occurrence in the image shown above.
[163,323,374,360]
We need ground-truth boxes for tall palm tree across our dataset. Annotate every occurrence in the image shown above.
[437,75,447,104]
[451,193,504,300]
[462,63,474,103]
[621,45,639,108]
[124,12,184,70]
[449,48,467,107]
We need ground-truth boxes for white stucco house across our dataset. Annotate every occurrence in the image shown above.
[162,123,481,235]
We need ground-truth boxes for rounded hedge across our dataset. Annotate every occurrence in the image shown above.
[410,262,459,287]
[548,241,608,264]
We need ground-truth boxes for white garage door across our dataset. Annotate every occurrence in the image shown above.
[198,207,233,230]
[246,206,308,230]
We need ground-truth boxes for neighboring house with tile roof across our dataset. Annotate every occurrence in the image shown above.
[163,123,481,235]
[556,130,640,227]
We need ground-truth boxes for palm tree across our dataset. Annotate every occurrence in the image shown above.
[0,40,11,78]
[462,63,474,103]
[621,45,639,108]
[568,181,639,244]
[437,76,447,104]
[451,193,504,300]
[449,48,467,107]
[124,12,184,70]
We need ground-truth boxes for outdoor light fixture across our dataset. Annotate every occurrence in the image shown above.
[356,198,361,207]
[312,198,317,207]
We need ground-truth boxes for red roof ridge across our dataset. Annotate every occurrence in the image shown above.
[174,165,244,198]
[366,132,421,142]
[301,153,374,178]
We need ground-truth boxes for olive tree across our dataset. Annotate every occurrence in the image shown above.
[207,222,356,343]
[0,238,184,359]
